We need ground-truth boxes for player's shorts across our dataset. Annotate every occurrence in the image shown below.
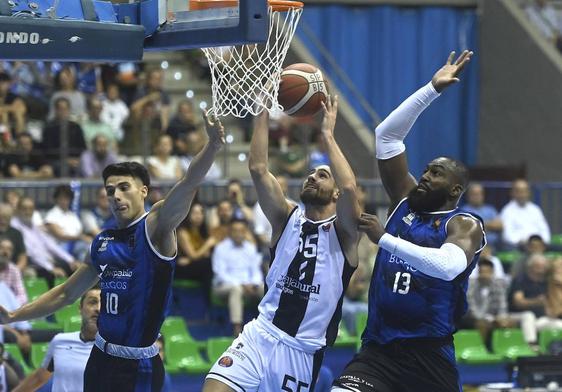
[206,318,324,392]
[84,346,164,392]
[332,338,460,392]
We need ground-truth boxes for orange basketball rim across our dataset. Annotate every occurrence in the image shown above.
[190,0,304,12]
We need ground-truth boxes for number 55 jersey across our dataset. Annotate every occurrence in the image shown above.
[258,206,356,352]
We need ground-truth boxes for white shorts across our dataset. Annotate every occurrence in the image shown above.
[205,318,324,392]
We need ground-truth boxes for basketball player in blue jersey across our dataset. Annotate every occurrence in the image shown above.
[0,111,225,392]
[204,95,361,392]
[332,50,486,392]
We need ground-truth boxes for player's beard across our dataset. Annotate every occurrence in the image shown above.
[407,186,449,213]
[300,187,332,206]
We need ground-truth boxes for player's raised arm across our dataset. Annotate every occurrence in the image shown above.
[376,50,473,209]
[320,95,360,265]
[147,111,225,246]
[248,111,295,242]
[0,262,99,324]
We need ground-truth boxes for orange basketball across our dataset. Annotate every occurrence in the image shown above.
[278,63,328,118]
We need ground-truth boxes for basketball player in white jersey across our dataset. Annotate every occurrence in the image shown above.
[203,95,361,392]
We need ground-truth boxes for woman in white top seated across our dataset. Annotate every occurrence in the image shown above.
[147,134,182,181]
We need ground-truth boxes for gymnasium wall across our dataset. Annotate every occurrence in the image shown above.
[297,4,480,178]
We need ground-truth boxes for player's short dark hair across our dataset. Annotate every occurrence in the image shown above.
[53,184,74,200]
[478,258,494,269]
[80,284,101,307]
[102,162,150,187]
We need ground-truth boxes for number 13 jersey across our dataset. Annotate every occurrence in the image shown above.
[258,206,356,352]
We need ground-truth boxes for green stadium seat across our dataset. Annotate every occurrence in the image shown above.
[161,316,206,349]
[492,328,537,360]
[54,301,80,326]
[207,337,233,364]
[496,251,522,266]
[539,329,562,354]
[454,330,503,364]
[30,319,62,330]
[31,343,50,368]
[551,234,562,246]
[172,279,202,289]
[64,315,82,332]
[166,337,210,374]
[356,313,368,336]
[334,325,358,348]
[24,278,49,301]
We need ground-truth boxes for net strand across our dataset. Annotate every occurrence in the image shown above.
[202,5,303,118]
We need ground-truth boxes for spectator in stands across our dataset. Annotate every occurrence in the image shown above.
[0,238,27,306]
[79,134,119,179]
[212,218,264,336]
[508,253,550,346]
[500,179,551,249]
[0,203,27,272]
[166,100,199,153]
[121,99,162,157]
[131,69,170,131]
[176,202,216,300]
[209,199,234,243]
[463,182,503,248]
[0,342,21,391]
[524,0,562,51]
[510,234,548,278]
[0,71,27,136]
[0,282,31,362]
[81,97,118,150]
[4,61,51,120]
[470,244,507,281]
[544,258,562,325]
[179,131,222,180]
[41,97,87,176]
[12,286,101,392]
[4,132,54,179]
[100,83,128,143]
[225,179,254,222]
[341,261,369,336]
[3,190,42,227]
[48,66,87,122]
[147,134,183,181]
[81,187,113,237]
[11,197,77,286]
[44,185,92,261]
[463,258,514,345]
[76,63,103,95]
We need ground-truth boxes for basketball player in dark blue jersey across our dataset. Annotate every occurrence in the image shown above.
[332,50,486,392]
[0,112,225,392]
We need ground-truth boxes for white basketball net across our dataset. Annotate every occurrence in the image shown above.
[202,5,303,118]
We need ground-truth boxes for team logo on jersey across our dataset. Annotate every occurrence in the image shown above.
[322,223,331,232]
[433,218,442,229]
[218,356,233,367]
[235,342,244,350]
[277,274,321,295]
[402,213,415,226]
[98,264,108,278]
[98,240,109,252]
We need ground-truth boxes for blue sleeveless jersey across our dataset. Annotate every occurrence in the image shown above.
[363,199,485,345]
[90,213,176,347]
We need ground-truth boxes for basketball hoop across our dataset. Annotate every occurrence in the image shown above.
[192,0,304,118]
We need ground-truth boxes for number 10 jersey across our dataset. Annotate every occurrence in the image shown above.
[258,206,355,352]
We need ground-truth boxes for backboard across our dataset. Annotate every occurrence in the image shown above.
[0,0,269,61]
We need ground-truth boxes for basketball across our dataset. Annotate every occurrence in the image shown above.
[278,63,328,117]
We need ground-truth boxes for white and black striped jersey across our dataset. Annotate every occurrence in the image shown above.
[258,206,356,352]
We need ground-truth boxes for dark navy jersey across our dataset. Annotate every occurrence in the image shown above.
[363,199,486,345]
[90,213,176,347]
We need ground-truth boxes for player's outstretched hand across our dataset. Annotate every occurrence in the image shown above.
[320,94,338,138]
[358,212,386,244]
[431,50,473,93]
[202,110,226,148]
[0,305,14,324]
